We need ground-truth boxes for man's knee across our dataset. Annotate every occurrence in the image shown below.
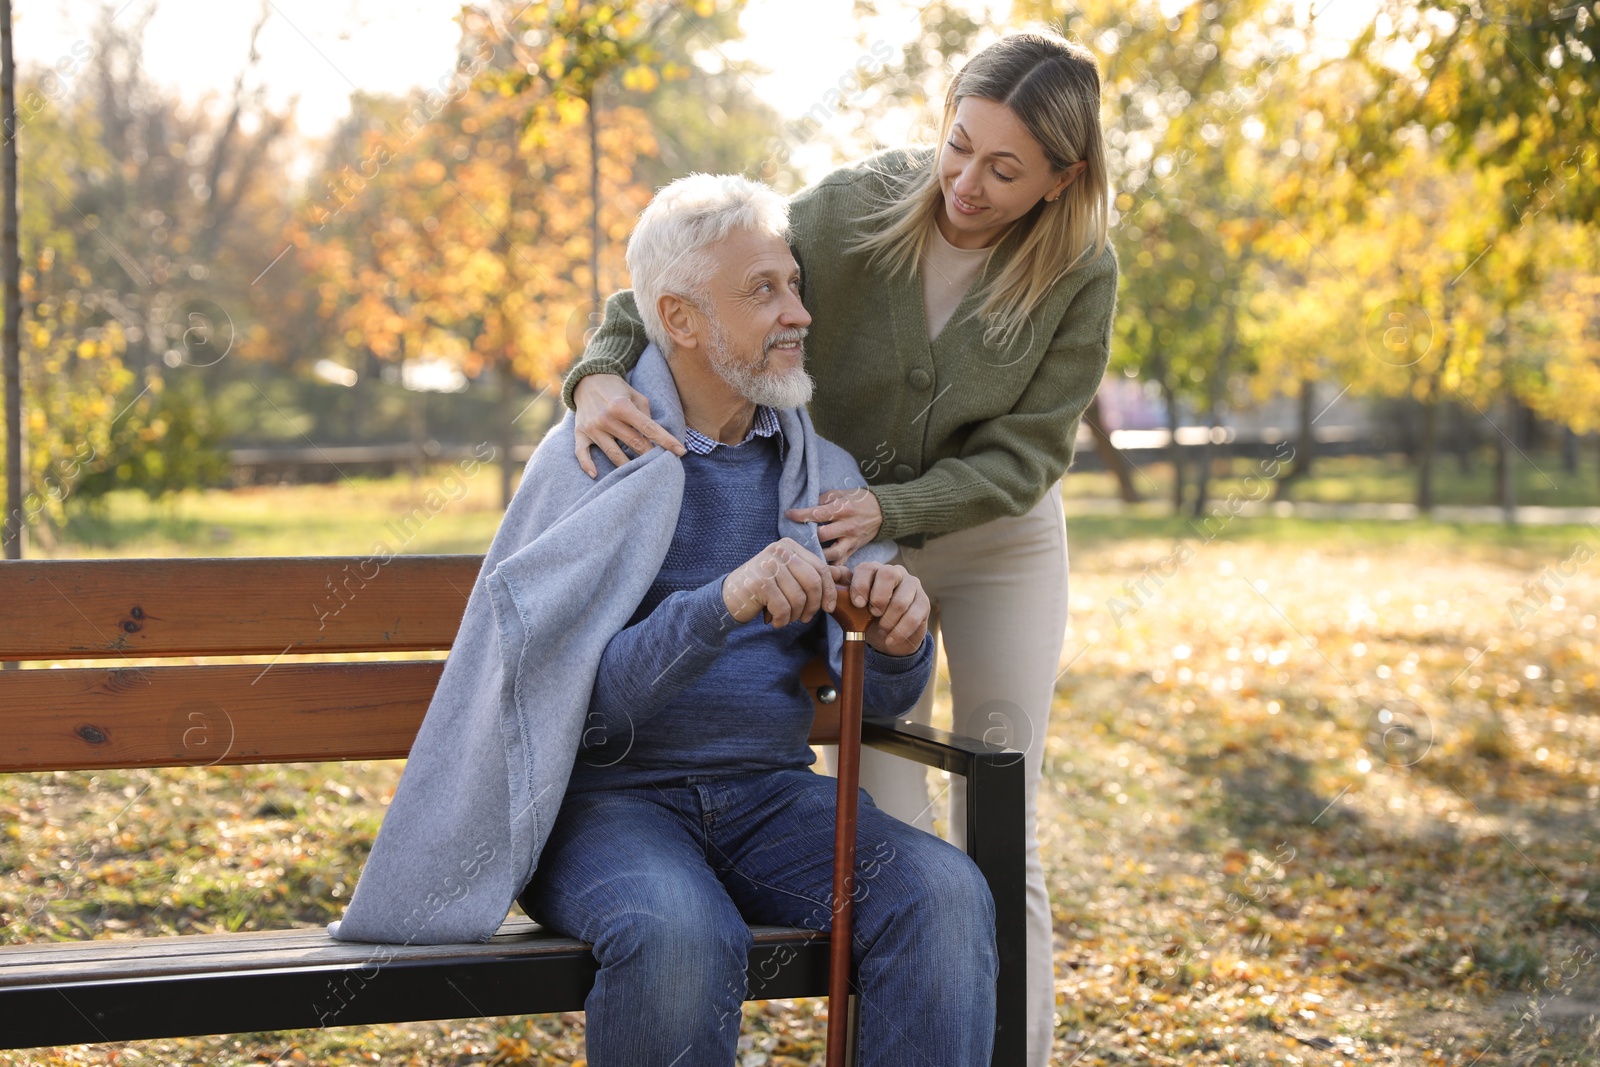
[925,851,995,923]
[597,906,754,989]
[892,849,998,974]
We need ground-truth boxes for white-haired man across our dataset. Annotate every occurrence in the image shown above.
[516,174,998,1066]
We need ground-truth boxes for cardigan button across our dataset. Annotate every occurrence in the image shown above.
[907,368,932,390]
[893,463,915,482]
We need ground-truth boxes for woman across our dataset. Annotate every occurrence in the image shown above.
[560,32,1116,1066]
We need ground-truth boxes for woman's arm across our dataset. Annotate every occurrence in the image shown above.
[560,290,686,476]
[560,289,651,411]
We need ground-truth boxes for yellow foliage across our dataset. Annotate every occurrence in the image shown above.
[0,287,133,537]
[555,95,589,125]
[621,65,659,93]
[1421,67,1460,122]
[300,80,656,394]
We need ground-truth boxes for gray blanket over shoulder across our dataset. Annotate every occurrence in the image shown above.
[326,341,891,945]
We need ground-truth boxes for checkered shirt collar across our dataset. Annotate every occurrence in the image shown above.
[681,404,786,457]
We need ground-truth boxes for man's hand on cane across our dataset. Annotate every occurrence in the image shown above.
[722,539,849,627]
[720,543,929,656]
[844,561,930,657]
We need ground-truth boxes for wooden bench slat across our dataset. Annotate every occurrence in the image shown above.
[801,656,840,744]
[0,658,844,772]
[0,661,440,771]
[0,556,480,661]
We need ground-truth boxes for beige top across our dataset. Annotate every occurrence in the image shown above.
[919,224,993,340]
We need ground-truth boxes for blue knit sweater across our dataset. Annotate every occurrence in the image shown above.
[565,430,934,792]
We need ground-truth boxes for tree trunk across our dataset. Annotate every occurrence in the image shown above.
[1,0,20,561]
[587,86,601,326]
[1294,376,1316,477]
[1416,393,1438,514]
[1274,377,1317,501]
[1452,401,1474,474]
[1083,393,1141,503]
[408,393,426,480]
[1417,287,1458,515]
[1192,302,1238,520]
[497,113,523,510]
[193,7,269,264]
[1561,426,1578,476]
[1496,394,1517,524]
[498,359,514,509]
[1191,425,1214,519]
[1159,376,1183,514]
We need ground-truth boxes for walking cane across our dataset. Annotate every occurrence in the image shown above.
[824,583,874,1067]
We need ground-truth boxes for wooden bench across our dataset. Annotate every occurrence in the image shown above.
[0,556,1027,1062]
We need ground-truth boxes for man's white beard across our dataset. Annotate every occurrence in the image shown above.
[707,320,815,409]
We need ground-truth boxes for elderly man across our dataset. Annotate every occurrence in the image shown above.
[516,175,998,1066]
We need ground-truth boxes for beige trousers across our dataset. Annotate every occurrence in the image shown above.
[822,482,1068,1067]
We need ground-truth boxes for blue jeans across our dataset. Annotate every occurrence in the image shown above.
[520,767,997,1067]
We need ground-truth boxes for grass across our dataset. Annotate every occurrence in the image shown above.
[3,473,1598,1065]
[35,465,514,559]
[31,459,1600,565]
[1067,449,1600,511]
[1062,510,1599,556]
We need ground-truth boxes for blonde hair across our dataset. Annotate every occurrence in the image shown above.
[850,32,1110,349]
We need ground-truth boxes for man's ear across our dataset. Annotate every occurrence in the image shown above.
[658,293,701,351]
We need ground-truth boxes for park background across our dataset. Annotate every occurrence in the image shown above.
[0,0,1598,1064]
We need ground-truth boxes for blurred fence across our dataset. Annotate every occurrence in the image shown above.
[230,443,537,485]
[227,427,1374,484]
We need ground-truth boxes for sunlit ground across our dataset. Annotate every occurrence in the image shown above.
[1043,514,1599,1065]
[3,476,1597,1065]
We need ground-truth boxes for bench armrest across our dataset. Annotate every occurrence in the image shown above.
[861,717,1013,774]
[860,717,1027,1067]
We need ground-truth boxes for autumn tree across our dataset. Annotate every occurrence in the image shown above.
[1289,0,1600,513]
[1,0,16,558]
[0,38,248,547]
[0,4,294,544]
[1031,0,1290,514]
[296,8,666,507]
[297,1,774,507]
[1347,0,1598,229]
[474,1,737,323]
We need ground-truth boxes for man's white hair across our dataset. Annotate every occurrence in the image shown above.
[626,173,790,353]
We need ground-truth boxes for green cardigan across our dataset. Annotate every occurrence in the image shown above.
[561,146,1119,549]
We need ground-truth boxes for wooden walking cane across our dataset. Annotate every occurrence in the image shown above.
[824,583,874,1067]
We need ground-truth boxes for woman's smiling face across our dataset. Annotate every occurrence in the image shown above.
[935,95,1084,250]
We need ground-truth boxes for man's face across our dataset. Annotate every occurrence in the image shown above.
[698,228,815,409]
